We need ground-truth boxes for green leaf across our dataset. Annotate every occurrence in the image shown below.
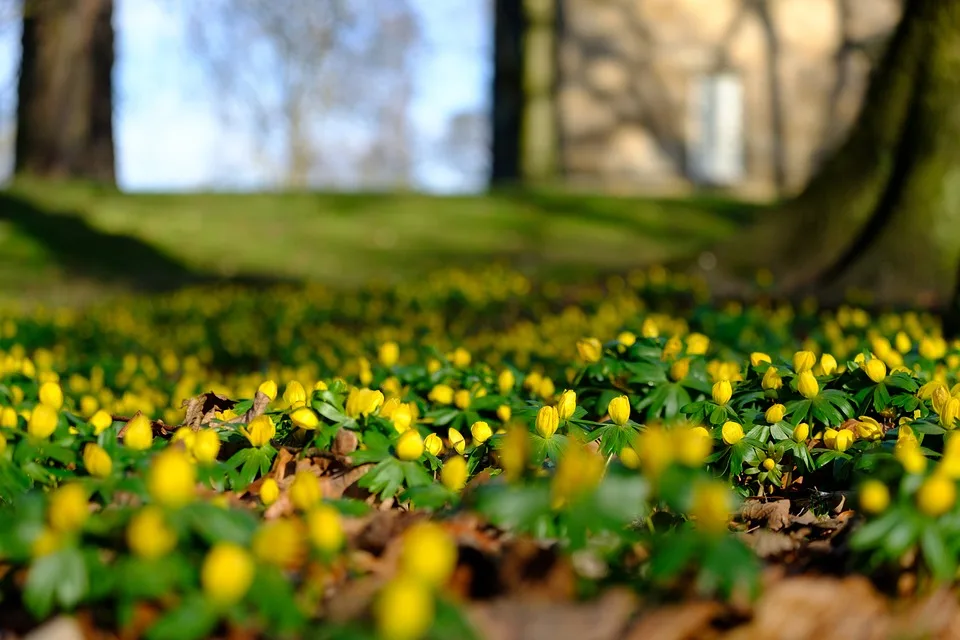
[358,458,405,499]
[145,595,218,640]
[251,566,307,633]
[186,503,257,545]
[921,526,955,582]
[23,547,89,618]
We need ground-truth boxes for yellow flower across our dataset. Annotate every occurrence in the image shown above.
[551,444,604,509]
[399,521,458,587]
[346,388,384,418]
[823,428,839,449]
[283,381,307,409]
[762,457,776,471]
[864,359,887,383]
[27,404,58,439]
[454,389,471,410]
[792,422,810,442]
[89,409,113,435]
[765,404,786,424]
[556,389,576,421]
[396,429,424,460]
[306,503,344,553]
[390,404,413,433]
[576,337,603,363]
[538,377,556,399]
[895,331,912,354]
[933,386,951,415]
[916,475,957,517]
[243,415,276,447]
[820,353,838,376]
[260,478,279,505]
[257,380,278,401]
[124,413,153,451]
[496,404,512,423]
[608,395,631,426]
[31,527,62,558]
[619,446,640,469]
[427,384,454,406]
[941,398,960,429]
[856,416,883,441]
[498,369,515,394]
[536,405,559,438]
[662,335,683,361]
[710,380,732,406]
[38,381,63,410]
[499,426,528,482]
[290,406,320,430]
[750,352,772,367]
[762,367,782,390]
[834,429,854,452]
[859,480,890,515]
[797,371,819,399]
[451,347,471,368]
[0,406,17,428]
[672,425,712,467]
[47,484,89,533]
[448,428,466,454]
[79,395,98,417]
[253,518,307,568]
[617,331,637,348]
[641,318,659,338]
[374,576,435,640]
[290,472,322,511]
[895,440,927,475]
[470,420,492,445]
[147,447,196,508]
[669,358,690,381]
[793,350,816,373]
[127,506,177,560]
[686,333,710,355]
[82,443,112,478]
[689,480,731,535]
[202,543,254,606]
[634,426,673,478]
[379,341,400,367]
[721,421,743,445]
[192,429,221,464]
[424,433,443,456]
[440,456,469,492]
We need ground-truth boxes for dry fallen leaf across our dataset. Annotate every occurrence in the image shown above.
[740,499,792,531]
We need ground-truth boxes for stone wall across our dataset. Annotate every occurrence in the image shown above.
[556,0,902,198]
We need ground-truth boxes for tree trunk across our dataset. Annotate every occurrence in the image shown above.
[710,0,960,312]
[15,0,116,183]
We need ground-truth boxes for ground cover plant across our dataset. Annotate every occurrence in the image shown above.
[3,264,960,639]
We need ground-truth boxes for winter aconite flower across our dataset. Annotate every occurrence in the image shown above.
[762,367,783,390]
[608,395,631,426]
[374,575,435,640]
[793,350,816,373]
[916,475,957,517]
[147,448,196,508]
[427,384,454,406]
[690,480,732,534]
[257,380,278,401]
[306,503,344,554]
[399,522,458,588]
[89,409,113,435]
[859,480,890,514]
[576,338,603,363]
[127,506,176,560]
[721,421,744,445]
[243,415,276,447]
[38,381,63,410]
[253,518,307,569]
[192,428,221,464]
[536,405,559,438]
[864,359,887,383]
[396,429,424,460]
[290,472,322,511]
[202,543,255,607]
[669,358,690,381]
[556,390,576,421]
[283,381,307,409]
[260,478,279,506]
[941,398,960,429]
[765,404,786,424]
[123,413,153,451]
[47,484,89,533]
[346,388,384,418]
[820,353,838,375]
[379,341,400,367]
[27,404,58,439]
[470,420,492,444]
[82,443,112,478]
[448,428,466,454]
[711,380,732,406]
[424,433,443,456]
[750,352,772,367]
[498,369,515,394]
[290,407,320,430]
[797,371,819,399]
[496,405,511,423]
[440,456,468,492]
[792,422,810,442]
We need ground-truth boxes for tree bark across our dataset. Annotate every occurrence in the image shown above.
[710,0,960,312]
[15,0,116,184]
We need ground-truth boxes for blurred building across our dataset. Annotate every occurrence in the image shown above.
[494,0,902,198]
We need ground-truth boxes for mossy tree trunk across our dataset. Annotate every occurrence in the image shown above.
[713,0,960,315]
[15,0,116,184]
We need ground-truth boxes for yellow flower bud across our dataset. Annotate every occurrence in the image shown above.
[451,347,471,369]
[127,505,176,559]
[346,388,384,418]
[259,478,279,506]
[750,352,772,367]
[576,337,603,363]
[499,426,528,482]
[496,405,512,423]
[619,446,640,469]
[374,576,435,640]
[424,433,443,456]
[88,409,113,435]
[792,422,810,442]
[201,543,254,606]
[282,381,307,409]
[641,318,659,338]
[856,416,883,441]
[470,420,492,445]
[258,380,278,401]
[147,448,196,508]
[895,331,912,354]
[0,406,17,429]
[191,429,221,464]
[290,407,320,430]
[498,369,515,395]
[454,389,472,410]
[797,371,819,399]
[820,353,838,376]
[864,359,887,384]
[793,350,816,373]
[617,331,637,347]
[721,421,744,445]
[243,415,276,447]
[28,404,59,439]
[123,413,153,451]
[933,385,951,415]
[448,428,466,454]
[379,341,400,367]
[916,475,957,517]
[252,518,307,569]
[673,425,712,467]
[689,480,731,534]
[306,503,344,553]
[859,480,890,515]
[608,395,631,426]
[441,456,469,491]
[290,472,321,511]
[82,443,112,478]
[38,381,63,410]
[396,429,424,460]
[536,405,560,438]
[942,398,960,429]
[556,390,576,421]
[399,522,458,587]
[390,404,413,433]
[711,380,732,406]
[669,358,691,381]
[762,458,776,471]
[47,484,89,533]
[762,367,783,390]
[765,404,786,424]
[895,441,927,474]
[686,333,710,355]
[427,384,454,406]
[834,429,854,452]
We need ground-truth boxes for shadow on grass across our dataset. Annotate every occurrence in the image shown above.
[0,192,292,292]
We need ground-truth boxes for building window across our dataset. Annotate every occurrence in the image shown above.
[686,72,744,186]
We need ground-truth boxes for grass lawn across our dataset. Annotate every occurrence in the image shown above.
[0,180,762,303]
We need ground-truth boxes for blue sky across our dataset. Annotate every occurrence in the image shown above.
[0,0,491,192]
